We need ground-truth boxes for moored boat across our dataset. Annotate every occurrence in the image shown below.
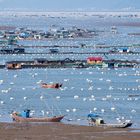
[41,83,62,89]
[12,112,64,123]
[87,114,132,128]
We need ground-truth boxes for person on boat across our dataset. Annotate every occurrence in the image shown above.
[87,113,105,125]
[21,109,30,118]
[55,83,62,89]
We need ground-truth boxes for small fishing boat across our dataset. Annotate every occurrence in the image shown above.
[41,83,62,89]
[88,114,132,128]
[12,111,64,123]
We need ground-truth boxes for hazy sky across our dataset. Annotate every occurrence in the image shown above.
[0,0,139,11]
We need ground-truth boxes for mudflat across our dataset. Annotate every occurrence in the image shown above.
[0,122,140,140]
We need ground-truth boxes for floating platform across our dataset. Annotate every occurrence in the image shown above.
[4,58,140,69]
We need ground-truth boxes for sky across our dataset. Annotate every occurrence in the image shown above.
[0,0,139,11]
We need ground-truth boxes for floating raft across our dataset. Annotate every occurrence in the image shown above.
[4,58,140,69]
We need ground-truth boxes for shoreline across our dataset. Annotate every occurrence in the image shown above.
[0,122,140,140]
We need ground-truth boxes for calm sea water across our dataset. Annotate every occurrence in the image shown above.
[0,15,140,128]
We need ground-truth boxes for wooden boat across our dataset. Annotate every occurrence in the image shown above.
[12,112,64,123]
[41,83,62,89]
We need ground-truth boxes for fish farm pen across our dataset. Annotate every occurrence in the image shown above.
[3,58,140,69]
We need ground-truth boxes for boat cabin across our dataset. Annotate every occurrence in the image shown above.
[87,113,105,126]
[34,58,48,64]
[6,62,22,69]
[118,47,130,53]
[87,57,103,64]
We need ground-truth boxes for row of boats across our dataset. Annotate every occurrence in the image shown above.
[11,110,132,128]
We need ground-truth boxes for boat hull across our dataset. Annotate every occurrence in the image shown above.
[12,113,64,123]
[89,122,132,128]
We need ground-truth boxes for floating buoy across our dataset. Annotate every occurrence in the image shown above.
[93,108,97,111]
[66,109,70,112]
[0,80,4,84]
[111,107,115,111]
[72,108,77,112]
[99,78,103,81]
[131,109,136,113]
[10,97,14,100]
[56,96,60,99]
[41,110,45,116]
[74,95,79,99]
[10,82,14,85]
[83,98,87,101]
[101,109,105,113]
[14,75,18,78]
[102,98,107,101]
[64,79,69,82]
[80,88,84,91]
[23,97,27,100]
[40,96,44,100]
[0,101,4,104]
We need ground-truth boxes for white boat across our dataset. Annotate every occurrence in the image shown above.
[88,114,132,128]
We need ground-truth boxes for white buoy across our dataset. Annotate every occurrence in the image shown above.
[56,96,60,99]
[46,111,49,115]
[101,109,105,113]
[66,109,70,112]
[23,97,27,100]
[72,108,77,112]
[41,110,45,116]
[81,88,84,91]
[10,82,14,85]
[74,95,79,99]
[131,109,136,113]
[40,96,44,100]
[83,98,87,101]
[89,72,93,74]
[10,97,14,100]
[0,80,4,84]
[64,79,69,82]
[93,108,97,111]
[111,107,115,111]
[0,101,4,104]
[102,98,107,101]
[106,79,111,82]
[106,95,112,98]
[99,78,103,81]
[14,75,18,78]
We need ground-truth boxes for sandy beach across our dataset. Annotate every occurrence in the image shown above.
[0,122,140,140]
